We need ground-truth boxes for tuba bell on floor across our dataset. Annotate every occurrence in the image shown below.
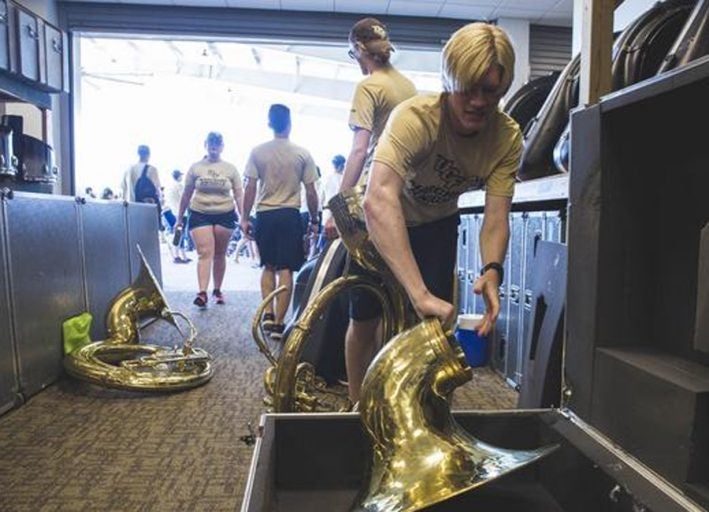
[64,246,213,392]
[252,185,415,412]
[352,318,558,511]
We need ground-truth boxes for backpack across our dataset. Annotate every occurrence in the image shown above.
[134,164,159,203]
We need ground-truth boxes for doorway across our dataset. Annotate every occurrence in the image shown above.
[73,35,441,291]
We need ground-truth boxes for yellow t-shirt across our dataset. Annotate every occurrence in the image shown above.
[186,158,242,214]
[245,138,318,212]
[373,93,522,226]
[348,64,417,185]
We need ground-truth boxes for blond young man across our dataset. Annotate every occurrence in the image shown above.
[348,23,523,403]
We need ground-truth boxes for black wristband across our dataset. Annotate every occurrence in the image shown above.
[480,262,504,285]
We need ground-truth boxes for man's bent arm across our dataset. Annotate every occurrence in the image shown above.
[479,194,511,273]
[364,162,454,325]
[474,193,512,336]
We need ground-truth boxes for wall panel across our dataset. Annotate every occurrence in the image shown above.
[0,198,19,413]
[5,194,85,397]
[530,24,573,80]
[81,200,131,340]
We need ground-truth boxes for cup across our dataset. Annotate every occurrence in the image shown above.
[455,313,488,368]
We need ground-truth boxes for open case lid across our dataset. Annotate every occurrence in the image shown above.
[566,55,709,507]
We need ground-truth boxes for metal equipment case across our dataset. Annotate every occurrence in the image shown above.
[241,57,709,512]
[242,410,703,512]
[0,192,162,414]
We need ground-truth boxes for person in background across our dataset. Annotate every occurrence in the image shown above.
[100,187,115,200]
[85,187,97,199]
[177,132,243,308]
[325,155,345,204]
[319,154,345,250]
[348,22,522,403]
[323,17,417,402]
[323,17,417,243]
[121,144,161,203]
[241,104,319,340]
[164,169,190,264]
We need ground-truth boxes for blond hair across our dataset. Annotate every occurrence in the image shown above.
[441,22,515,95]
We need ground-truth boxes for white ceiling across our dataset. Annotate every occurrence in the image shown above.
[63,0,573,26]
[80,37,442,103]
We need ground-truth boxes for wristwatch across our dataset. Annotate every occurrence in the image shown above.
[480,262,504,285]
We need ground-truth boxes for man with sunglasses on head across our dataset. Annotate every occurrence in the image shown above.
[324,18,416,241]
[323,18,416,404]
[347,22,523,404]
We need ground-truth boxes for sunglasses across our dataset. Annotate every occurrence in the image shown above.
[347,48,356,60]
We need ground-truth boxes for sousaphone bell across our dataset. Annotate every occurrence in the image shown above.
[352,318,558,511]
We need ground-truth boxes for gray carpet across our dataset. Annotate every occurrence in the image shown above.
[0,290,516,512]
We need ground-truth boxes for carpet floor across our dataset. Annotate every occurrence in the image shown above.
[0,289,517,512]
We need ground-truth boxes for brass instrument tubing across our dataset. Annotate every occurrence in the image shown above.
[250,285,287,367]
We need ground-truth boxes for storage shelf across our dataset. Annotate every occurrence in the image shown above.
[458,173,569,211]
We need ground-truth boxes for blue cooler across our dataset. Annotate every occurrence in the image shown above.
[455,313,488,367]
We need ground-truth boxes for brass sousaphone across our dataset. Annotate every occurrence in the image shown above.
[251,185,415,412]
[252,187,557,509]
[64,246,213,391]
[352,318,558,511]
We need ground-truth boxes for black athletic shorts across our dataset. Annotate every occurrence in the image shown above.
[255,208,305,271]
[188,209,237,230]
[350,213,460,321]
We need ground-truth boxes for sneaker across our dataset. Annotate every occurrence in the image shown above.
[212,289,225,305]
[269,323,285,340]
[262,313,275,331]
[193,291,208,309]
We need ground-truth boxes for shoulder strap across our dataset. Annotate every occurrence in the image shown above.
[140,164,150,177]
